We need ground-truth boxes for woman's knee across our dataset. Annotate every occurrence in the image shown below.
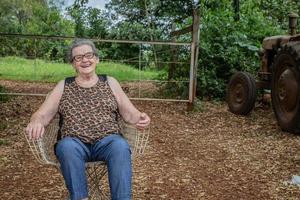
[111,136,131,152]
[55,137,85,159]
[103,135,131,160]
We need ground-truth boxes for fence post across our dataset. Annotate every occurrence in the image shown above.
[187,7,200,110]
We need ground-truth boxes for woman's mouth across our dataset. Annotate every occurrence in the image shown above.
[80,64,91,68]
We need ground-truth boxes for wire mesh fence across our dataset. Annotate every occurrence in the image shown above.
[0,33,192,102]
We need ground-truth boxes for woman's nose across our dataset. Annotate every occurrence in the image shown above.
[82,56,89,62]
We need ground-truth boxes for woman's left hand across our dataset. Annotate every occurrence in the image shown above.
[136,112,150,129]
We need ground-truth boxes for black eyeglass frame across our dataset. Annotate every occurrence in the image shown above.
[72,52,96,62]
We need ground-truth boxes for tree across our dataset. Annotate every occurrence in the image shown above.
[0,0,74,60]
[67,0,89,37]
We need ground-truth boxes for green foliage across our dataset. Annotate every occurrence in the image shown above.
[258,0,300,29]
[0,0,74,61]
[196,0,284,99]
[86,8,108,38]
[67,0,88,37]
[154,0,291,100]
[156,80,189,99]
[192,99,206,113]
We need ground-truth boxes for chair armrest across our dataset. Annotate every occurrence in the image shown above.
[23,118,60,166]
[121,123,150,156]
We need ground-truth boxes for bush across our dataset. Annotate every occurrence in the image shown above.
[196,0,283,99]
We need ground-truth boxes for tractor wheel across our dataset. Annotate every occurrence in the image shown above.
[271,43,300,133]
[227,71,257,115]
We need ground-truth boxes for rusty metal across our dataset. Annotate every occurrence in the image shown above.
[227,13,300,133]
[255,80,271,90]
[0,33,191,46]
[289,13,299,36]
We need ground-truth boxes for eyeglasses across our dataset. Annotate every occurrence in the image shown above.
[72,52,95,62]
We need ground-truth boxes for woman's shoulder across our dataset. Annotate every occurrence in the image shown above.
[107,75,120,82]
[46,80,64,100]
[57,79,65,87]
[53,80,65,93]
[107,76,119,86]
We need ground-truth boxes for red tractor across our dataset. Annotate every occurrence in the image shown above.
[227,13,300,133]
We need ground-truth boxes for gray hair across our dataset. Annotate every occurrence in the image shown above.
[67,39,99,63]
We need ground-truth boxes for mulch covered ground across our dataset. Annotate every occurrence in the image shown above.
[1,80,300,200]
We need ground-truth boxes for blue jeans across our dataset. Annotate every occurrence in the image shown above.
[55,134,132,200]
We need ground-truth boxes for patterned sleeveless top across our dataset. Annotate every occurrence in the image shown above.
[58,75,122,143]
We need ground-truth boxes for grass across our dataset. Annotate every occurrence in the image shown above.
[0,56,162,82]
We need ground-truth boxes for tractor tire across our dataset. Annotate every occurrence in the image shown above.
[271,42,300,133]
[227,71,257,115]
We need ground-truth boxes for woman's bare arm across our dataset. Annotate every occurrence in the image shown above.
[108,76,150,128]
[25,80,64,140]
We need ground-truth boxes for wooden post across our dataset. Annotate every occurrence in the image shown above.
[187,8,200,110]
[168,7,200,110]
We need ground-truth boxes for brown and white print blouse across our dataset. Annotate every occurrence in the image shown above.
[58,75,122,143]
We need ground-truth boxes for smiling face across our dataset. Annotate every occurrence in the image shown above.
[71,44,99,76]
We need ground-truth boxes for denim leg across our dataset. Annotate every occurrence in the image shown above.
[92,134,132,200]
[55,136,91,200]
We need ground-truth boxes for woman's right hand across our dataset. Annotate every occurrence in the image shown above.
[25,121,45,140]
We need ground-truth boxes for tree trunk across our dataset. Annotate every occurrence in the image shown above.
[233,0,240,21]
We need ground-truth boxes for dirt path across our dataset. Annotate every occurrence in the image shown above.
[1,80,300,199]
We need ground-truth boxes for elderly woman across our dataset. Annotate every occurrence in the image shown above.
[25,39,151,200]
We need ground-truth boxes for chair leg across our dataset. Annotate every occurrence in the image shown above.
[86,163,110,200]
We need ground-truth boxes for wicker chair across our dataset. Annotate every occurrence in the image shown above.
[23,116,150,200]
